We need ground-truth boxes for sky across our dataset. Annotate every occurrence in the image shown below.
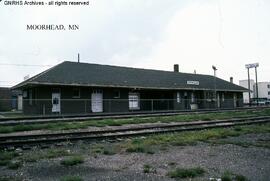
[0,0,270,87]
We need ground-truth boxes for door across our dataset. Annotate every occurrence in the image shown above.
[17,95,23,111]
[91,91,103,112]
[217,93,220,108]
[184,92,188,110]
[129,93,140,110]
[52,93,61,113]
[233,93,237,108]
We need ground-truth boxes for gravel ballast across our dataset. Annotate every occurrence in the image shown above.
[0,133,269,181]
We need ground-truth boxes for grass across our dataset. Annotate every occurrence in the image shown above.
[21,148,71,162]
[0,151,19,167]
[221,171,248,181]
[122,123,270,153]
[91,144,117,155]
[7,161,22,170]
[167,167,205,178]
[0,176,17,181]
[143,164,156,174]
[1,108,270,133]
[60,156,84,166]
[60,176,83,181]
[143,164,151,173]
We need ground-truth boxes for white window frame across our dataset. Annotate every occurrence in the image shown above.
[191,92,195,103]
[177,92,181,103]
[29,89,33,105]
[129,93,140,110]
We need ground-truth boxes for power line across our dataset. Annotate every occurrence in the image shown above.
[0,63,53,67]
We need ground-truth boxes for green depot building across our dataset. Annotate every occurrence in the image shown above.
[13,61,247,115]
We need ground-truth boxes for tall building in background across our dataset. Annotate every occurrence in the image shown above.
[254,82,270,100]
[239,80,270,104]
[239,79,255,104]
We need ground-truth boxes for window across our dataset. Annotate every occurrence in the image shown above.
[129,93,140,110]
[176,92,181,103]
[113,90,120,98]
[191,92,195,103]
[72,88,80,98]
[268,85,270,89]
[206,92,214,101]
[23,90,27,98]
[29,89,32,105]
[268,91,270,95]
[222,93,225,102]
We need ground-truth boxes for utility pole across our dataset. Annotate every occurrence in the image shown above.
[255,66,259,106]
[247,67,251,106]
[212,65,217,109]
[245,63,259,106]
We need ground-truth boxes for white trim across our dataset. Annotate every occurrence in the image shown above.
[16,82,247,92]
[129,92,140,110]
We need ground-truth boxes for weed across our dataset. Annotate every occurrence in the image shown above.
[45,149,70,159]
[1,108,270,133]
[235,174,248,181]
[0,176,15,181]
[60,175,83,181]
[168,162,176,166]
[21,148,71,163]
[221,171,248,181]
[126,145,145,153]
[221,174,232,181]
[61,156,84,166]
[167,167,205,178]
[0,151,19,166]
[143,164,156,173]
[7,161,22,170]
[143,164,151,173]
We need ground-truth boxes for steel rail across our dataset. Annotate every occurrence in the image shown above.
[0,117,269,148]
[0,106,269,126]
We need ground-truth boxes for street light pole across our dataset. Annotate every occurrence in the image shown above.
[245,63,259,107]
[212,65,217,109]
[255,66,259,106]
[247,67,251,106]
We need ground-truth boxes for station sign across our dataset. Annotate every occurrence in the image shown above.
[245,63,259,69]
[187,81,200,85]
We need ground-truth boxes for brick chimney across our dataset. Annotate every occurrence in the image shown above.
[230,77,233,83]
[174,64,179,72]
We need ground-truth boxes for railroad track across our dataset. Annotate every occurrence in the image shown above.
[0,106,269,126]
[0,116,269,148]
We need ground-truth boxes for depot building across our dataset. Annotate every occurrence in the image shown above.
[13,61,247,115]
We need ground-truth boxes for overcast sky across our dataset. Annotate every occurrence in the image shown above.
[0,0,269,87]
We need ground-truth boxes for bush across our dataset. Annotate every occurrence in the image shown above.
[143,164,156,174]
[143,165,151,173]
[61,156,84,166]
[235,175,247,181]
[7,161,22,170]
[167,167,205,178]
[60,175,83,181]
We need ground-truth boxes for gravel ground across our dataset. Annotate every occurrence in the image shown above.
[0,133,269,181]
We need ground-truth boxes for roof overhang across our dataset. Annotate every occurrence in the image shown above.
[13,82,247,92]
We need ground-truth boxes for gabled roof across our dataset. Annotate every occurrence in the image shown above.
[13,61,247,92]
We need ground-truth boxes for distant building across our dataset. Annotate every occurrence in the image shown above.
[0,87,22,112]
[254,82,270,100]
[239,80,270,103]
[239,79,255,104]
